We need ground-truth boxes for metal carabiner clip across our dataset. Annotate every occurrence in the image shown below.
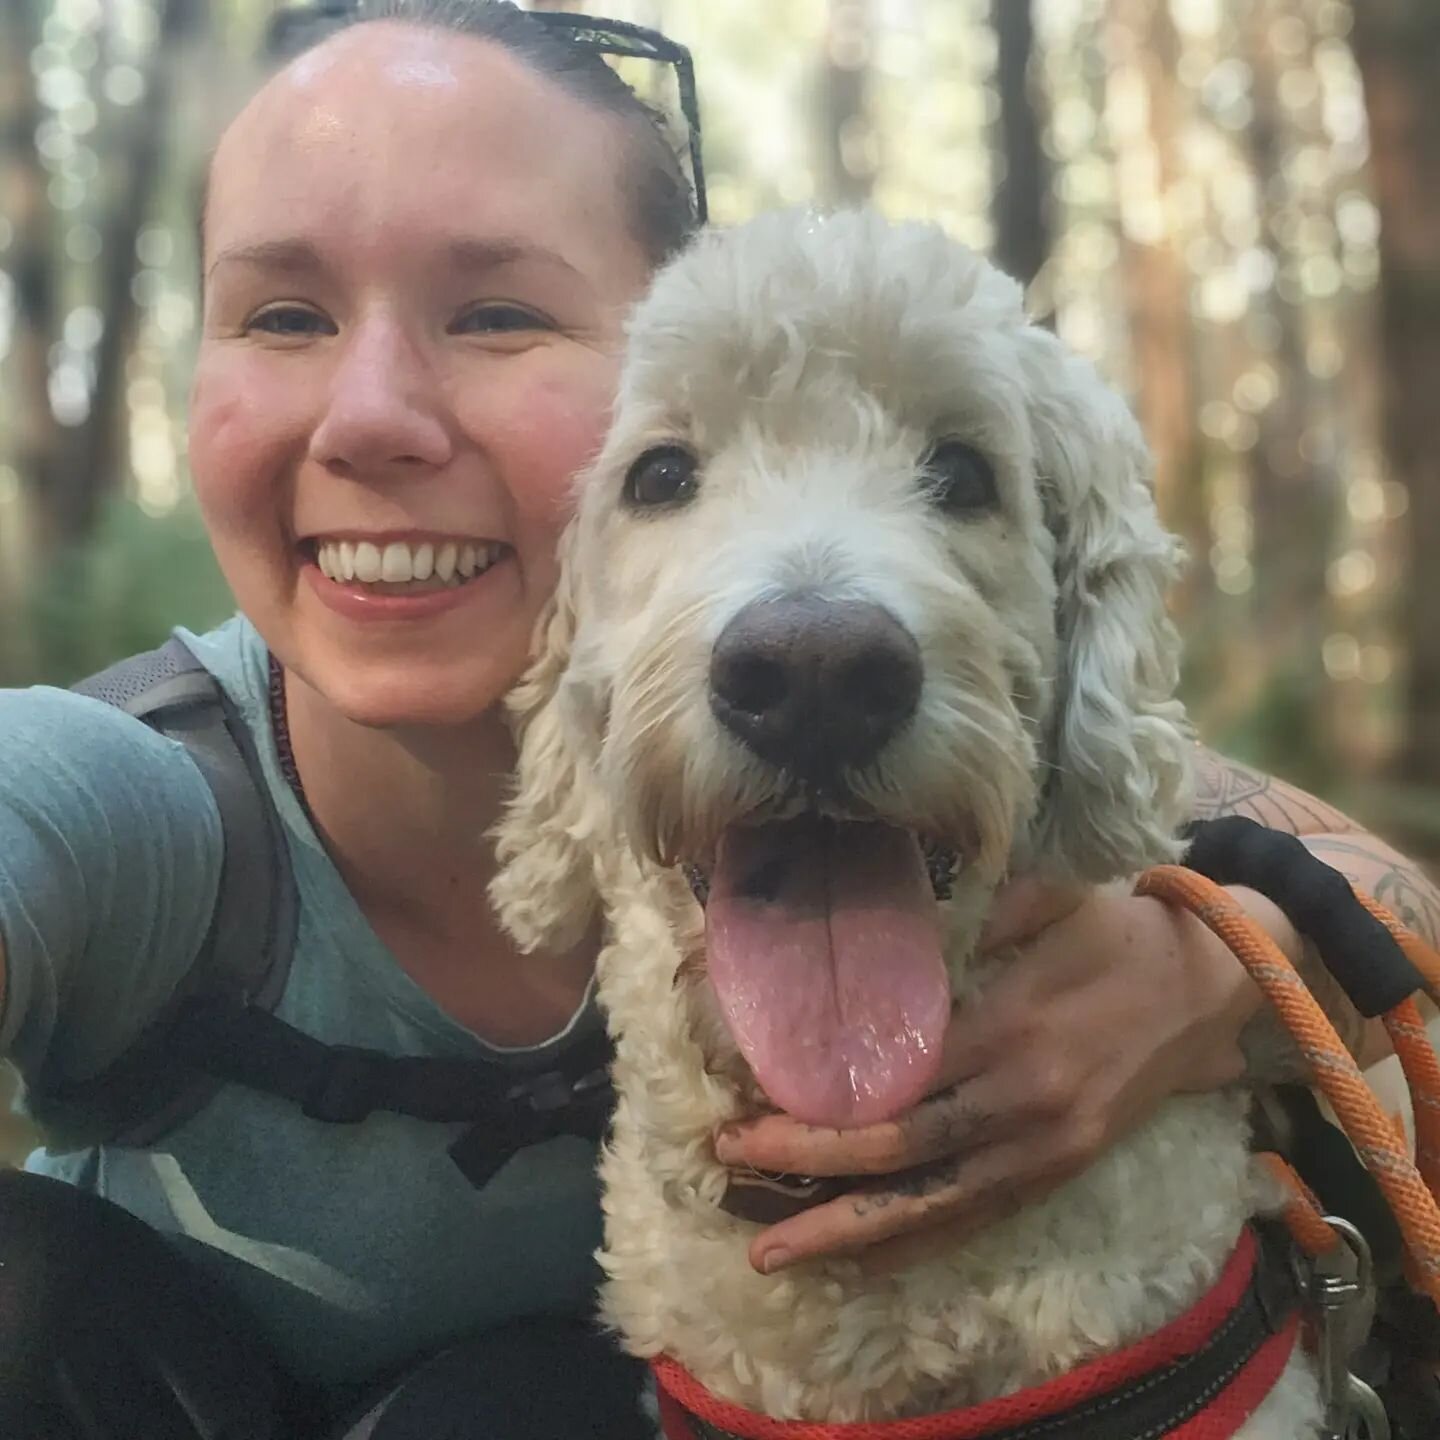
[1310,1216,1388,1440]
[1335,1373,1390,1439]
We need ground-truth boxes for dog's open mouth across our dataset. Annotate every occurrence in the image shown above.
[695,816,954,1131]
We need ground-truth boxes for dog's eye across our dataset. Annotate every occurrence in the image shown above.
[622,446,700,510]
[923,441,998,515]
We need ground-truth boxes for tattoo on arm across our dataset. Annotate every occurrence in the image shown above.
[1191,750,1363,836]
[1300,836,1440,952]
[1189,749,1440,1077]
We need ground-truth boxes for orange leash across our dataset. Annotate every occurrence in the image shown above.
[1382,998,1440,1199]
[1136,864,1440,1308]
[1253,1151,1337,1260]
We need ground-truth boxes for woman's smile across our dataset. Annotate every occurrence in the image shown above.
[302,532,517,622]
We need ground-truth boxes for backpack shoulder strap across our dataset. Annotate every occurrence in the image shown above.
[34,637,297,1150]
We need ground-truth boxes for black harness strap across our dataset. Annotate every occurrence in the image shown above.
[37,638,298,1151]
[160,999,617,1190]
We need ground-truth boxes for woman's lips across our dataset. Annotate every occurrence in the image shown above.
[302,544,513,621]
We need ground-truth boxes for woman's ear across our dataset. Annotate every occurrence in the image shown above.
[1021,333,1193,881]
[489,524,610,953]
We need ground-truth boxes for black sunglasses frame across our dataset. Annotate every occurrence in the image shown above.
[266,3,707,224]
[526,9,707,225]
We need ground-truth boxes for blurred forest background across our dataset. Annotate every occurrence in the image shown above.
[1,0,1438,869]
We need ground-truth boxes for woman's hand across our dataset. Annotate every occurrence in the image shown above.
[714,876,1279,1275]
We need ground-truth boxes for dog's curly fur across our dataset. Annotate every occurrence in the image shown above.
[492,210,1322,1434]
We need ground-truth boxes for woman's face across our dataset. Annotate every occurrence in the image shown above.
[191,24,654,729]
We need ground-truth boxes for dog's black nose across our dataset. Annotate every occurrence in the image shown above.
[709,596,921,775]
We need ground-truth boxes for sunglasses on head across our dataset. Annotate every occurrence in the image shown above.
[265,2,707,225]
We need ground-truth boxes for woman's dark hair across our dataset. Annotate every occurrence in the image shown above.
[262,0,701,268]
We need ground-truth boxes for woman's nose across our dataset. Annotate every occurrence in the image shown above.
[308,319,453,477]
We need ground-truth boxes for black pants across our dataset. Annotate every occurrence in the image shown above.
[0,1170,652,1439]
[336,1323,654,1440]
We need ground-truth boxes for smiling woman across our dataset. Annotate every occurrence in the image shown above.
[0,4,697,1437]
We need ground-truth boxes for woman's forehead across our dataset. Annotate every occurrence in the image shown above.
[205,23,638,266]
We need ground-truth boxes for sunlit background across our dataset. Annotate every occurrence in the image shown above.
[1,0,1437,874]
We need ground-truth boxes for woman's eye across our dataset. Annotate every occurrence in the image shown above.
[622,446,700,510]
[247,305,333,338]
[452,304,550,336]
[923,440,998,515]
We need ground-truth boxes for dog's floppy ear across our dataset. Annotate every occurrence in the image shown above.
[1021,334,1192,880]
[490,525,609,953]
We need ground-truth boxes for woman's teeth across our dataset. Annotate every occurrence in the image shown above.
[314,538,505,587]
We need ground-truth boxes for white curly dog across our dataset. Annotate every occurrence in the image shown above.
[492,210,1322,1436]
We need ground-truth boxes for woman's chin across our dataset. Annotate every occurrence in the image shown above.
[289,648,527,736]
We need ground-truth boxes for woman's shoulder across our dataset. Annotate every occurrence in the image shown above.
[174,613,272,721]
[0,617,256,787]
[0,618,277,868]
[0,643,236,1091]
[0,678,187,780]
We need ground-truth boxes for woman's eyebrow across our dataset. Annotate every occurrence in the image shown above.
[205,235,583,284]
[206,238,325,283]
[444,237,582,278]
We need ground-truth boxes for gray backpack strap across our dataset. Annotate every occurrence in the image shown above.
[33,637,297,1150]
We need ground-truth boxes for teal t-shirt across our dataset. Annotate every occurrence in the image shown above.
[0,616,608,1390]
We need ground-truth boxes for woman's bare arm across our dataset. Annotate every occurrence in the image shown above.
[1192,748,1440,1075]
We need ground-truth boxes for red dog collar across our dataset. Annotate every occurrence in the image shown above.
[653,1224,1301,1440]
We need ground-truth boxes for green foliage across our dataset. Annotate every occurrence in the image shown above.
[1203,662,1330,795]
[12,496,234,689]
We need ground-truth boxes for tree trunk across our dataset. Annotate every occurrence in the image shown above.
[990,0,1049,288]
[0,0,60,533]
[1237,1,1336,778]
[63,0,200,544]
[0,1,56,676]
[1349,2,1440,792]
[1102,0,1203,596]
[817,0,874,206]
[1,0,198,561]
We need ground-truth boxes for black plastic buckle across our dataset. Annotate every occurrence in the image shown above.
[508,1066,611,1116]
[508,1070,578,1115]
[301,1045,389,1124]
[449,1106,556,1190]
[449,1067,615,1190]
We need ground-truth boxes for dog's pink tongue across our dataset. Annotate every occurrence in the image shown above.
[706,818,949,1129]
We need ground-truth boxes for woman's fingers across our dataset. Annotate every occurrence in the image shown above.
[715,1078,1006,1177]
[745,1135,1068,1274]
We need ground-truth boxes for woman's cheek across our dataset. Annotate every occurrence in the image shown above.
[501,360,620,527]
[189,356,304,526]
